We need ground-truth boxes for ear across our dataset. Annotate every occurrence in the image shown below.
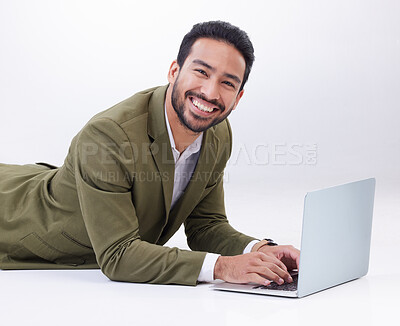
[231,89,244,111]
[167,60,180,85]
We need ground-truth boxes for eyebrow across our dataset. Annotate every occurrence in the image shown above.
[192,59,242,85]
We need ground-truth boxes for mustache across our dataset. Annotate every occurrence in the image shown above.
[185,91,225,112]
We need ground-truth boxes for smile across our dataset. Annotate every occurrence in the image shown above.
[189,97,217,113]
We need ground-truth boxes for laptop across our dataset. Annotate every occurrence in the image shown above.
[212,178,376,298]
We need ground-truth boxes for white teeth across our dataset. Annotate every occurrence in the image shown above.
[192,99,214,113]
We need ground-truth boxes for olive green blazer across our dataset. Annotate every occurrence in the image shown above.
[0,85,256,285]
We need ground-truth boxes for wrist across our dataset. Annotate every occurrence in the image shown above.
[251,239,278,252]
[214,256,228,280]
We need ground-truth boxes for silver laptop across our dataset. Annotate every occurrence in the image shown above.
[212,178,376,298]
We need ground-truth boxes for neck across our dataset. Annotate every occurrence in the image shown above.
[165,85,201,153]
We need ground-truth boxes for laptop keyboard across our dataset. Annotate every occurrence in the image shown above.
[252,273,298,292]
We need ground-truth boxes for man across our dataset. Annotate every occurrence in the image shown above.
[0,21,299,286]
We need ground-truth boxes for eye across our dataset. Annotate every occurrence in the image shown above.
[195,69,208,77]
[223,81,235,89]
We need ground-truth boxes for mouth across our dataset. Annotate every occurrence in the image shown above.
[189,96,219,116]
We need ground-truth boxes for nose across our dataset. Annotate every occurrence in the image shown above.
[200,78,220,102]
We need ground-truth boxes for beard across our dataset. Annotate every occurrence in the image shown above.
[171,75,235,133]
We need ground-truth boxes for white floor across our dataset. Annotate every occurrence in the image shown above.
[1,177,399,326]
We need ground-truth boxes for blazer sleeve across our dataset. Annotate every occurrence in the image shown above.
[184,173,258,256]
[184,120,258,255]
[73,117,206,285]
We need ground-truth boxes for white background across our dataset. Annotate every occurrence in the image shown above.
[0,1,399,325]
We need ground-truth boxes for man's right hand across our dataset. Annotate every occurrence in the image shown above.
[213,252,293,285]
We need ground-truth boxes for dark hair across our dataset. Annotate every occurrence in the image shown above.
[177,21,255,93]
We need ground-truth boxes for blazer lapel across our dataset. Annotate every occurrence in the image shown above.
[147,85,175,219]
[147,84,222,243]
[157,126,220,243]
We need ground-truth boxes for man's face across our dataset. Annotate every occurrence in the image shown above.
[168,38,246,133]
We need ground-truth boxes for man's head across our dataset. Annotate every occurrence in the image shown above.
[167,21,255,133]
[177,21,255,93]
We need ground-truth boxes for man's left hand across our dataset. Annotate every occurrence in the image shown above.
[256,244,300,271]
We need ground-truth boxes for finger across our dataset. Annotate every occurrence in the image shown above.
[268,263,293,283]
[246,273,271,286]
[281,257,298,271]
[259,252,288,273]
[288,248,300,270]
[252,264,291,284]
[278,246,301,270]
[283,246,301,263]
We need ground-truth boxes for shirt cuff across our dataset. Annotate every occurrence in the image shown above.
[243,240,260,254]
[197,253,220,282]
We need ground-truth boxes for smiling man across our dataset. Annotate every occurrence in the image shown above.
[0,21,299,286]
